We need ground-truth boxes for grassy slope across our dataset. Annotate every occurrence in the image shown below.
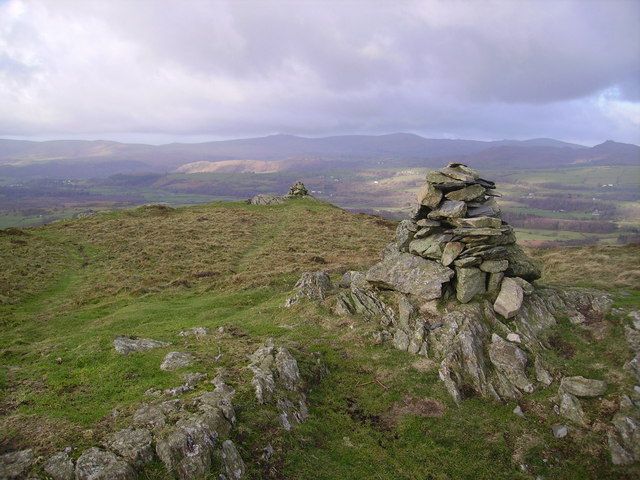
[1,198,639,479]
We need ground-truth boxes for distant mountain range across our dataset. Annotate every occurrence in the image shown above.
[0,134,637,178]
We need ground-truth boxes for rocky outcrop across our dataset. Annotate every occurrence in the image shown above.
[284,271,333,307]
[249,181,311,205]
[160,351,195,371]
[75,448,136,480]
[0,449,34,480]
[44,451,75,480]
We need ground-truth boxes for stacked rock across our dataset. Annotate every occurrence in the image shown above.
[288,181,309,197]
[394,163,540,316]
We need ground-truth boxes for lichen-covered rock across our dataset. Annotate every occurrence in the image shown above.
[104,427,154,468]
[417,182,443,208]
[75,448,135,480]
[479,259,508,273]
[178,327,209,338]
[248,194,285,205]
[44,451,74,480]
[493,277,524,319]
[427,200,467,220]
[285,271,333,307]
[113,336,169,355]
[366,252,454,301]
[441,242,464,266]
[488,333,533,397]
[220,440,246,480]
[133,404,166,430]
[454,267,486,303]
[395,220,418,251]
[160,351,194,371]
[445,184,486,202]
[559,392,587,426]
[409,233,452,260]
[560,376,607,397]
[0,449,34,480]
[503,244,542,281]
[155,413,220,480]
[275,347,303,391]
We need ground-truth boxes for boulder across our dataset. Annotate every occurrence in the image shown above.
[44,451,75,480]
[220,440,246,480]
[511,277,534,295]
[133,404,166,430]
[366,252,454,301]
[493,277,524,319]
[284,271,333,307]
[104,427,154,468]
[275,347,303,391]
[552,424,568,439]
[454,267,486,303]
[409,234,452,260]
[160,351,194,371]
[113,336,169,355]
[0,449,34,480]
[559,376,606,397]
[75,448,135,480]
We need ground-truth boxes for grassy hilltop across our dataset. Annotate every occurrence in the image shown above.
[1,198,639,479]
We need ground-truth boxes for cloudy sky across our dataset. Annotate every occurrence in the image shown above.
[1,0,639,145]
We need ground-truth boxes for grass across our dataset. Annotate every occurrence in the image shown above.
[1,198,639,479]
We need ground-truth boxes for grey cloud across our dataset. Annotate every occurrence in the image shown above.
[0,0,638,144]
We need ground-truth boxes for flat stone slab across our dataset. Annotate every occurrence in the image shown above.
[560,376,607,397]
[494,277,524,319]
[160,351,195,371]
[366,252,454,301]
[114,336,170,355]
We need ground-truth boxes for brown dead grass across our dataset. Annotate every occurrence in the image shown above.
[528,244,640,290]
[381,395,445,428]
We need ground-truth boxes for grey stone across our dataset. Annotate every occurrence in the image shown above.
[494,277,524,319]
[275,347,302,391]
[427,200,467,220]
[552,424,568,438]
[452,227,503,237]
[133,403,166,430]
[480,260,509,273]
[466,202,500,218]
[338,271,355,288]
[560,376,606,397]
[608,432,635,465]
[451,216,502,229]
[113,336,169,355]
[408,234,452,260]
[44,452,74,480]
[559,392,587,426]
[454,256,481,267]
[178,327,209,338]
[417,182,443,208]
[284,271,333,307]
[487,272,504,293]
[506,332,521,343]
[392,330,410,351]
[395,220,418,251]
[413,226,442,239]
[628,310,640,330]
[488,334,534,394]
[104,428,154,468]
[503,244,542,281]
[75,448,135,480]
[512,277,534,295]
[440,164,480,181]
[513,405,524,417]
[425,171,467,189]
[0,449,34,480]
[221,440,246,480]
[534,356,553,386]
[441,242,465,266]
[445,184,486,201]
[455,267,486,303]
[366,252,454,301]
[248,339,276,404]
[155,413,220,480]
[288,181,308,196]
[160,351,194,371]
[416,219,440,227]
[248,194,285,206]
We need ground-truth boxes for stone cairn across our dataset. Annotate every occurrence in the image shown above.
[248,181,310,205]
[392,162,540,314]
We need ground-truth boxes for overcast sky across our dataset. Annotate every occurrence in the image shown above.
[1,0,639,145]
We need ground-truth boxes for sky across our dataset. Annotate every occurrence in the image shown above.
[0,0,639,145]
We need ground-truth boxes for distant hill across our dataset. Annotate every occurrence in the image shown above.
[0,134,637,178]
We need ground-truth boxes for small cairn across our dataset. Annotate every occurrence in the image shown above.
[288,181,309,197]
[248,181,310,205]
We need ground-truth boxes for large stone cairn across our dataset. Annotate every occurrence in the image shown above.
[391,162,541,313]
